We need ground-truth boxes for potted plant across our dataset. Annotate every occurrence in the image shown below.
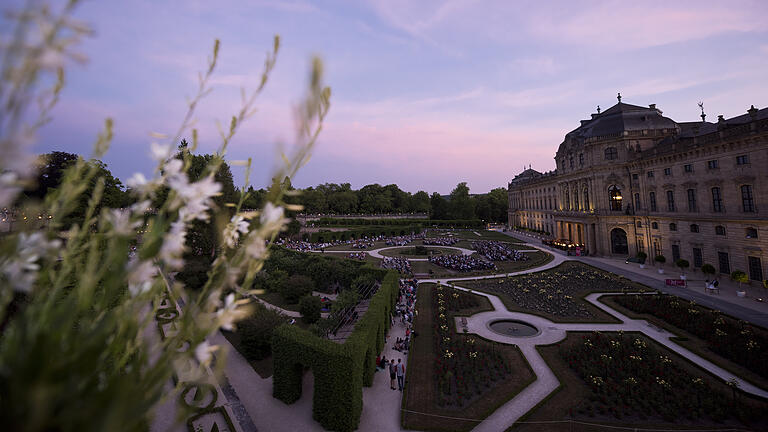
[701,263,716,281]
[636,251,648,269]
[675,259,689,281]
[731,270,748,297]
[654,255,666,274]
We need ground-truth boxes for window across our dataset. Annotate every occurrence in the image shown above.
[672,245,681,262]
[741,185,755,212]
[565,190,570,210]
[574,189,580,210]
[632,173,639,180]
[609,185,622,211]
[569,157,574,169]
[687,189,697,212]
[746,227,758,239]
[715,225,726,236]
[636,221,642,228]
[637,237,645,253]
[711,187,723,212]
[692,248,703,268]
[605,147,618,160]
[684,164,693,173]
[707,160,719,169]
[634,193,641,211]
[669,223,677,231]
[583,189,589,210]
[736,155,750,165]
[664,168,672,176]
[579,153,584,166]
[647,171,654,178]
[651,222,658,229]
[748,257,763,282]
[690,224,700,233]
[718,252,730,274]
[649,192,657,212]
[666,190,675,212]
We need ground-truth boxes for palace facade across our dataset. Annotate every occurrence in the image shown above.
[508,98,768,282]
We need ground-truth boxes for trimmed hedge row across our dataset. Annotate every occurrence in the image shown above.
[314,218,483,228]
[272,271,399,431]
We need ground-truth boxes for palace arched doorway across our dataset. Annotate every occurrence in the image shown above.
[610,228,628,254]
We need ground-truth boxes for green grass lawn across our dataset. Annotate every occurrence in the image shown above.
[402,284,535,432]
[509,333,768,432]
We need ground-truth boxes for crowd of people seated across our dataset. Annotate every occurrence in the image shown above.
[277,232,427,252]
[423,237,459,246]
[428,254,495,272]
[381,257,411,274]
[385,233,424,246]
[347,252,367,260]
[471,240,529,262]
[350,240,375,249]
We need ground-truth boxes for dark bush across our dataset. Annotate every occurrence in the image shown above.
[299,295,322,324]
[175,256,212,291]
[282,274,315,304]
[237,304,286,361]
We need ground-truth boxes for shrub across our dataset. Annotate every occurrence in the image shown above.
[299,295,322,324]
[237,304,286,361]
[267,269,288,293]
[731,270,748,290]
[654,255,666,265]
[675,259,689,272]
[701,263,716,276]
[636,251,647,263]
[282,274,315,303]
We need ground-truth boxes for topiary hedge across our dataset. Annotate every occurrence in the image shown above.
[272,271,399,431]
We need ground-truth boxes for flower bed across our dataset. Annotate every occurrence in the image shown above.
[560,332,765,424]
[612,294,768,380]
[461,262,644,321]
[432,286,511,408]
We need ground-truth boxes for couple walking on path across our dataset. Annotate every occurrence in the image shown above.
[389,358,405,391]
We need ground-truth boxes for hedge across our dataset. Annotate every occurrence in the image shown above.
[313,218,484,228]
[308,225,422,243]
[272,271,399,431]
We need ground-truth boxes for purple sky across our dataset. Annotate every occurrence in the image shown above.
[27,0,768,193]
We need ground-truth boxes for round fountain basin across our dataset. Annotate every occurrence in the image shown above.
[488,319,539,337]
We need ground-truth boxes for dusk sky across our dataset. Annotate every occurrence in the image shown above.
[29,0,768,194]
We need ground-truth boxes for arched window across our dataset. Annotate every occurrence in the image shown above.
[583,188,590,210]
[565,189,570,210]
[690,224,700,233]
[579,153,584,166]
[669,223,677,231]
[636,221,642,228]
[649,192,657,212]
[569,157,574,169]
[651,222,659,229]
[746,227,758,239]
[608,185,622,211]
[605,147,618,160]
[715,225,726,236]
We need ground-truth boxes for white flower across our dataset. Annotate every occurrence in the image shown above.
[245,235,267,259]
[0,172,20,208]
[127,260,157,297]
[37,48,65,70]
[260,202,288,233]
[107,209,140,236]
[194,341,217,365]
[160,221,186,269]
[223,215,249,248]
[216,293,249,331]
[150,142,173,162]
[1,232,61,293]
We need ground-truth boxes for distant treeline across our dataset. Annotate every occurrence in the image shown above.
[312,218,484,227]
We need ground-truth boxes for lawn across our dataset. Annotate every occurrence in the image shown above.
[322,240,391,251]
[426,229,526,243]
[458,262,649,323]
[509,332,768,432]
[602,294,768,388]
[320,251,382,266]
[378,246,461,258]
[402,284,535,432]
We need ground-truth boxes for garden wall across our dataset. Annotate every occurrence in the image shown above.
[271,271,399,431]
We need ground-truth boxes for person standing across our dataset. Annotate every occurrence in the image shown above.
[389,359,397,390]
[396,358,406,391]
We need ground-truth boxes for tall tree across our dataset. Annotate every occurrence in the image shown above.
[429,192,448,219]
[411,191,431,214]
[448,182,474,219]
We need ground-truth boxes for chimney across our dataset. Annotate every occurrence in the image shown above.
[717,115,725,122]
[649,104,656,110]
[748,105,758,120]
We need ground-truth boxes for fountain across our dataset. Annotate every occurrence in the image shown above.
[488,319,539,337]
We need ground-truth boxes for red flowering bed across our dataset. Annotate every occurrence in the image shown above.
[612,294,768,380]
[560,332,765,424]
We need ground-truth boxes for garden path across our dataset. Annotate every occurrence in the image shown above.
[429,278,768,431]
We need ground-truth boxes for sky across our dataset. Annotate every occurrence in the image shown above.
[21,0,768,194]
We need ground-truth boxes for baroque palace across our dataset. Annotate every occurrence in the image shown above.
[507,95,767,282]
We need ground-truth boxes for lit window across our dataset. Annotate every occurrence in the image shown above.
[609,185,622,211]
